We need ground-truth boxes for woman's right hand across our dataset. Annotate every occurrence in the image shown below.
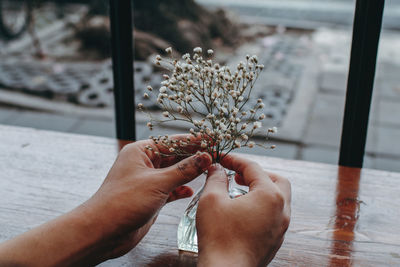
[196,154,291,267]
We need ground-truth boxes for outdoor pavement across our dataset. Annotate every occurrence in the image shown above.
[1,2,400,172]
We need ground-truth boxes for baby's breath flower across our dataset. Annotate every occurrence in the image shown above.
[138,103,144,109]
[165,47,172,54]
[234,140,241,148]
[253,121,262,129]
[141,47,275,163]
[187,80,195,87]
[201,141,208,148]
[193,47,202,53]
[268,127,278,133]
[147,85,153,91]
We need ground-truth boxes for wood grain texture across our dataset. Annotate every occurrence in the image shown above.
[0,125,399,266]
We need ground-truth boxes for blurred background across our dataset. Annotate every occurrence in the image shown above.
[0,0,399,171]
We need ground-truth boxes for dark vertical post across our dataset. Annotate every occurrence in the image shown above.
[109,0,136,140]
[339,0,385,167]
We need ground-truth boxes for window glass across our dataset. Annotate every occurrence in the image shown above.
[364,1,400,172]
[0,0,115,137]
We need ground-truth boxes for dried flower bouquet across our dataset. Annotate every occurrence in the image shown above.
[138,47,277,163]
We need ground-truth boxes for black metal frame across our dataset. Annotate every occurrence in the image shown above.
[109,0,136,140]
[339,0,385,167]
[109,0,386,167]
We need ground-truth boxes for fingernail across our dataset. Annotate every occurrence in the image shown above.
[194,152,212,170]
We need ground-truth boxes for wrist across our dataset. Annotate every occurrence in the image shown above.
[198,247,257,267]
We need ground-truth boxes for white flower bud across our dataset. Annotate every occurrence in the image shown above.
[241,123,247,130]
[185,95,192,102]
[253,121,262,129]
[169,147,175,152]
[201,141,208,148]
[268,127,278,133]
[193,47,202,53]
[207,49,214,55]
[159,86,167,93]
[138,103,144,109]
[259,114,265,120]
[248,141,255,148]
[165,47,172,53]
[162,111,170,117]
[187,80,195,87]
[232,108,239,116]
[147,85,153,91]
[156,55,162,61]
[143,93,149,99]
[234,141,241,148]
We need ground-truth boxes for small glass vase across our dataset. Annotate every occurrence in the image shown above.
[177,170,248,253]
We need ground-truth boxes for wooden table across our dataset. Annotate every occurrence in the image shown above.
[0,124,399,266]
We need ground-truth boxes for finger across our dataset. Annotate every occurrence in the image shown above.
[234,173,245,186]
[166,185,194,203]
[220,153,274,191]
[159,152,212,190]
[145,134,212,168]
[155,134,204,155]
[202,164,229,198]
[268,172,291,206]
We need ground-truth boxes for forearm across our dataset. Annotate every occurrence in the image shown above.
[0,202,110,267]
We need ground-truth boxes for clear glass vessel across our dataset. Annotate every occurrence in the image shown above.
[177,170,248,253]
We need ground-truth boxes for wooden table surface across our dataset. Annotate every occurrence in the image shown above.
[0,124,399,266]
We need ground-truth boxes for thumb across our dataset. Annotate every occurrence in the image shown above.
[202,164,229,198]
[160,152,212,190]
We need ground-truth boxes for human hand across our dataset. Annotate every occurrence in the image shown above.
[81,134,212,261]
[196,154,291,267]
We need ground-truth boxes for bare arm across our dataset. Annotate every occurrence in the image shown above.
[0,135,212,266]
